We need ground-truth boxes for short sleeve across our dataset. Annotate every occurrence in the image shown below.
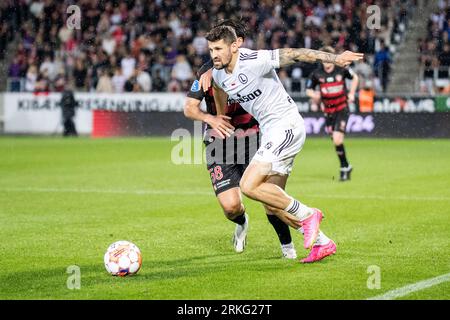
[186,79,205,101]
[245,49,280,76]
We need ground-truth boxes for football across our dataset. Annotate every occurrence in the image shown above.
[104,240,142,276]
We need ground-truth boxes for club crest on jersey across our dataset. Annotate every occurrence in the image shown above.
[190,80,200,92]
[336,75,343,82]
[319,78,325,83]
[238,73,248,84]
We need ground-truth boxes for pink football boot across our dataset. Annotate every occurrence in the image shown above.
[300,240,337,263]
[300,208,323,249]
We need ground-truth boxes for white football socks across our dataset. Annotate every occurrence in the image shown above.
[284,197,313,221]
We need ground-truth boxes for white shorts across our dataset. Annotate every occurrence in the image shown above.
[251,122,306,175]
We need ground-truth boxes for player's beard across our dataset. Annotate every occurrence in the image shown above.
[213,54,232,70]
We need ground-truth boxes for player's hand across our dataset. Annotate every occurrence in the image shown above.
[199,68,213,92]
[348,92,355,103]
[335,51,364,67]
[205,114,235,139]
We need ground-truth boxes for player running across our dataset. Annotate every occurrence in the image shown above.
[206,25,363,262]
[306,46,359,181]
[184,20,297,259]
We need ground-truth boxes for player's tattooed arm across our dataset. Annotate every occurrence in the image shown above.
[278,48,364,68]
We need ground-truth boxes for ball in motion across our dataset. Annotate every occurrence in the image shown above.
[104,240,142,276]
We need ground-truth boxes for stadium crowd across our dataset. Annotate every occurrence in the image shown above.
[419,0,450,94]
[1,0,414,94]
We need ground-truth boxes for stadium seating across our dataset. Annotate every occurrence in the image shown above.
[1,0,415,94]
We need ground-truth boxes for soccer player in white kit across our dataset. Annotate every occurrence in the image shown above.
[206,26,363,262]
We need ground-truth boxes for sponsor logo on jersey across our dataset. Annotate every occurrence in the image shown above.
[228,89,262,104]
[238,73,248,84]
[190,80,200,92]
[264,142,273,149]
[327,77,334,82]
[321,85,344,94]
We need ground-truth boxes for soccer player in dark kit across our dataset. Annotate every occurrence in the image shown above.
[183,19,297,259]
[306,46,359,181]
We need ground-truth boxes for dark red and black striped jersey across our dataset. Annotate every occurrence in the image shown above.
[306,66,355,113]
[187,60,259,142]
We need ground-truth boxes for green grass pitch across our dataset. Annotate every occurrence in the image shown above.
[0,136,449,300]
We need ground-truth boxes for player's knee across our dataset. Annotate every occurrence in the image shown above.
[222,202,244,219]
[333,134,344,145]
[239,180,256,199]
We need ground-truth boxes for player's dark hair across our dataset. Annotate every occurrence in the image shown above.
[319,46,336,54]
[205,26,237,44]
[214,19,248,40]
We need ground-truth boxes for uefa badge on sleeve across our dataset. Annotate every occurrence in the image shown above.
[190,80,200,92]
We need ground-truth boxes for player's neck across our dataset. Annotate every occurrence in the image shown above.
[225,52,238,74]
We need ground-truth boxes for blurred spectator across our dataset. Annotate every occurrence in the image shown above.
[121,49,136,79]
[167,77,182,92]
[373,40,392,92]
[102,32,116,56]
[291,67,303,92]
[353,57,374,88]
[111,66,127,93]
[96,68,114,93]
[171,55,193,90]
[8,57,22,91]
[73,58,88,91]
[136,68,152,92]
[35,70,50,93]
[438,43,450,79]
[124,70,139,92]
[25,65,38,92]
[40,55,57,82]
[2,0,415,93]
[420,40,439,94]
[278,70,292,93]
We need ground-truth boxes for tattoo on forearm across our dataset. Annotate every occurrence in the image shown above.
[279,48,337,67]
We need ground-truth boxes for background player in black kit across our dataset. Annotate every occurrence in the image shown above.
[306,46,359,181]
[183,19,296,258]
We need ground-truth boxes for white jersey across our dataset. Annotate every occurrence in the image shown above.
[212,48,303,133]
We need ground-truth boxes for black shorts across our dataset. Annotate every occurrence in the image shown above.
[325,108,350,134]
[205,134,260,195]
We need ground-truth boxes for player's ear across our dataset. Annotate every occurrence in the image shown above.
[231,41,238,53]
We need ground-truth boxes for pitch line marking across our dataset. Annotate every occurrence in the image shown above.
[367,272,450,300]
[0,187,450,201]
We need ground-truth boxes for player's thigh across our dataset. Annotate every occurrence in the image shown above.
[325,113,336,136]
[333,109,350,137]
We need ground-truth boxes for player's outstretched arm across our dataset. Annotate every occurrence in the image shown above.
[279,48,364,68]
